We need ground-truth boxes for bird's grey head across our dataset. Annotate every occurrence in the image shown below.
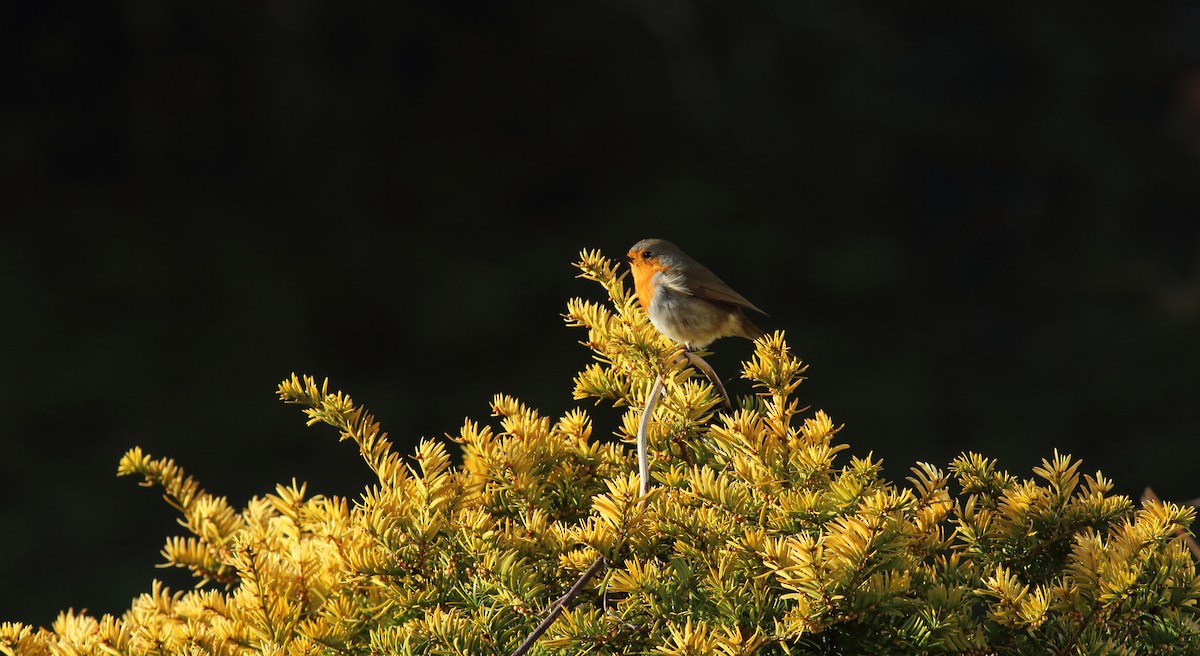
[627,238,685,267]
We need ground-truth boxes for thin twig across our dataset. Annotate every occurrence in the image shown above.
[684,351,732,411]
[510,556,607,656]
[638,375,666,497]
[511,350,711,654]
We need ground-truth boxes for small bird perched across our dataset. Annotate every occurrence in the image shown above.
[626,238,766,350]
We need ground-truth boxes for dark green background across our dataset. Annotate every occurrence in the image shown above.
[3,3,1198,625]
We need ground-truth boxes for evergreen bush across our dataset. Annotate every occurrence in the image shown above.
[2,250,1197,655]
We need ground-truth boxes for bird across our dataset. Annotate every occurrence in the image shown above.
[626,238,766,350]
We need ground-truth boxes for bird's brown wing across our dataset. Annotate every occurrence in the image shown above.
[687,275,768,316]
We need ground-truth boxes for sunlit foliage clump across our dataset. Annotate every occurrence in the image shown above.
[3,250,1198,655]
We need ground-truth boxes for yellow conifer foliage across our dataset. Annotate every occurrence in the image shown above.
[2,250,1197,655]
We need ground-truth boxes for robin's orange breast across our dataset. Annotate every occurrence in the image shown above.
[629,259,669,312]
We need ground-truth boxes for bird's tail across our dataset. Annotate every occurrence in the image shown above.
[740,313,766,342]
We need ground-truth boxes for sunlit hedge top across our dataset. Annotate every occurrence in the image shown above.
[1,249,1197,656]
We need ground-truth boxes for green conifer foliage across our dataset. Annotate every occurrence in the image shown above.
[2,250,1198,655]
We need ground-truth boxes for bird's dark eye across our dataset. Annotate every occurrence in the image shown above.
[642,251,654,260]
